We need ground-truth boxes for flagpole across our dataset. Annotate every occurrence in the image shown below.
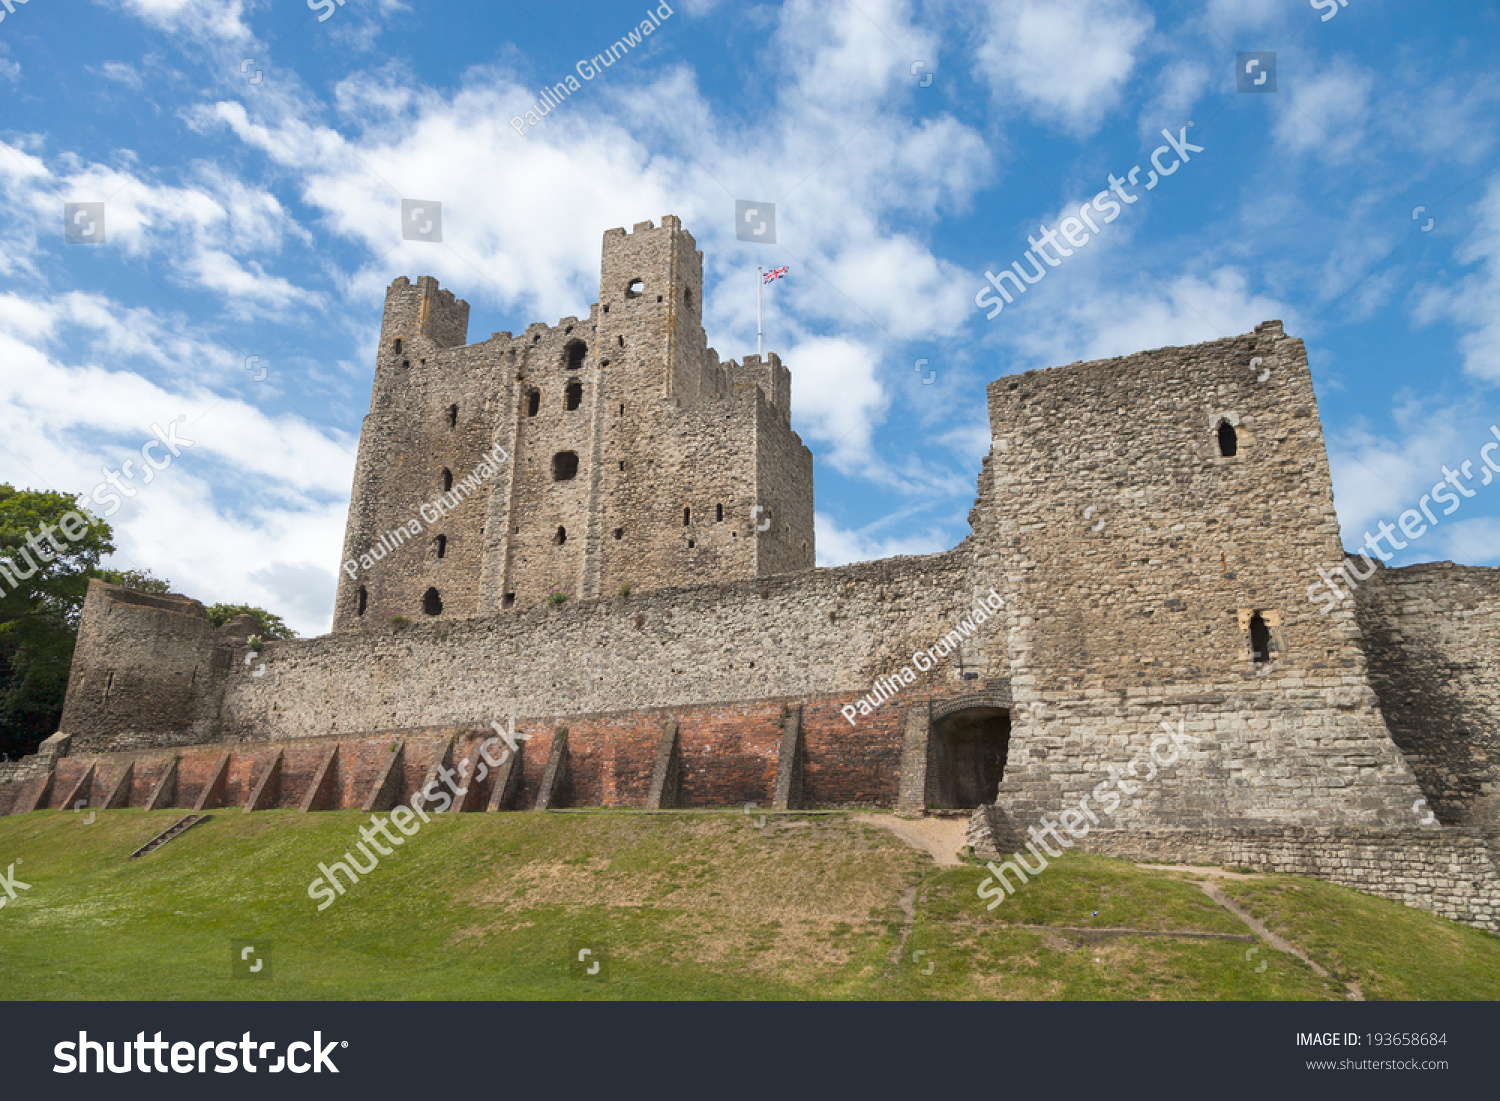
[757,266,763,357]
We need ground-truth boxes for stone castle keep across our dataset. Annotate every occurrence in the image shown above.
[334,215,811,629]
[3,216,1497,933]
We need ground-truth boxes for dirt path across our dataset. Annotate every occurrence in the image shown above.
[1138,864,1364,1001]
[854,813,968,866]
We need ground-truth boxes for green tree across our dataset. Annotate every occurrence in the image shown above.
[0,486,114,760]
[99,567,172,594]
[205,603,295,640]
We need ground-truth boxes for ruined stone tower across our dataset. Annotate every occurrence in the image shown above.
[331,216,814,631]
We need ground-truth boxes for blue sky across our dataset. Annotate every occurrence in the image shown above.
[0,0,1496,636]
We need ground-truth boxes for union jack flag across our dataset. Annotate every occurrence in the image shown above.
[762,265,788,284]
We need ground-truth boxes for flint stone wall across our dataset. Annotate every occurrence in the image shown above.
[974,322,1428,829]
[967,819,1500,936]
[1354,560,1500,828]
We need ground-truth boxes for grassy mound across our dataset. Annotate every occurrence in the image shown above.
[0,809,1495,1000]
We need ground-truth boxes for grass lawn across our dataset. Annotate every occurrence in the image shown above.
[0,808,1495,1000]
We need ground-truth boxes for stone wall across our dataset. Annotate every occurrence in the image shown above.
[973,321,1428,829]
[1355,561,1500,828]
[60,550,989,753]
[967,817,1499,935]
[57,583,239,750]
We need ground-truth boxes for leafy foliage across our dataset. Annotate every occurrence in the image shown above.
[205,604,295,640]
[0,486,113,760]
[98,568,172,594]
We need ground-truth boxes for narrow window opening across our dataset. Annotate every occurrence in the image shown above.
[564,341,586,371]
[688,539,695,548]
[602,304,609,314]
[625,279,644,298]
[441,468,453,492]
[683,507,691,526]
[555,526,568,545]
[526,389,540,417]
[685,286,693,306]
[614,528,624,540]
[656,295,663,303]
[357,586,368,616]
[553,451,579,481]
[619,460,625,471]
[716,503,724,522]
[617,335,624,348]
[1249,613,1272,664]
[402,359,410,369]
[565,381,583,410]
[1217,420,1238,458]
[422,588,443,616]
[503,593,515,607]
[434,535,447,559]
[446,404,458,428]
[619,403,624,415]
[392,339,403,355]
[599,358,611,367]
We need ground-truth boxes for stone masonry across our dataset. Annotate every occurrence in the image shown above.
[331,216,813,630]
[8,216,1498,935]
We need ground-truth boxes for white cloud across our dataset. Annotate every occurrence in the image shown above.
[815,511,951,567]
[1273,57,1374,163]
[788,335,888,473]
[1002,266,1287,368]
[1325,400,1500,561]
[0,298,354,636]
[109,0,252,42]
[1413,176,1500,383]
[970,0,1153,136]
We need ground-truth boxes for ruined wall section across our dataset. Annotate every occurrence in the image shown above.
[1355,561,1500,827]
[975,322,1425,829]
[58,582,241,752]
[217,551,988,742]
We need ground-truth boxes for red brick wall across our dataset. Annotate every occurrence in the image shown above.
[3,686,1018,816]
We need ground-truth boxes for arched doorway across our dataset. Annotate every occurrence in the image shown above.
[928,706,1010,809]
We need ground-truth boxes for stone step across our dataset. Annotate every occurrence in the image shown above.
[129,814,211,859]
